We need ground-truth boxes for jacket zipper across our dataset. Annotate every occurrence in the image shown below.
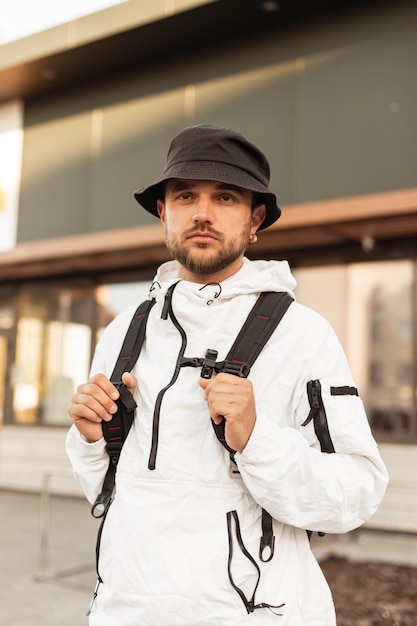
[303,379,335,454]
[148,282,187,470]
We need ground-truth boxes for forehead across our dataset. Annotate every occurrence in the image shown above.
[165,178,251,196]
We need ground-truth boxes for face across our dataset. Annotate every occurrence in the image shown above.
[156,179,266,283]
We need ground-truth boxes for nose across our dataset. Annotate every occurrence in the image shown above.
[192,211,213,225]
[192,196,214,225]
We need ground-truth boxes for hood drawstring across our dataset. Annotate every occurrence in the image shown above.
[148,280,161,299]
[199,282,222,305]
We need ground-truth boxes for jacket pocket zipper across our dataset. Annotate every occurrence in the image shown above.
[302,379,335,454]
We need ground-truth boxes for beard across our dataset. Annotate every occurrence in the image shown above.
[164,221,252,278]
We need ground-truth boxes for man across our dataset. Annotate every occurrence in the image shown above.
[67,124,388,625]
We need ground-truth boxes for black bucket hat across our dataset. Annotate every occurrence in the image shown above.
[134,124,281,230]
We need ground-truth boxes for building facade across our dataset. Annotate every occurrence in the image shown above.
[0,0,416,530]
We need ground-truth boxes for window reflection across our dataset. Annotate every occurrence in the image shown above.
[2,264,415,440]
[362,264,413,439]
[294,260,415,441]
[95,281,152,342]
[0,305,14,330]
[0,335,7,424]
[13,287,92,425]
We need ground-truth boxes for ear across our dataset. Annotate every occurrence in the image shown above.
[251,203,266,231]
[156,199,166,223]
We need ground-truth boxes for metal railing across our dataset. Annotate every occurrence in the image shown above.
[35,467,94,589]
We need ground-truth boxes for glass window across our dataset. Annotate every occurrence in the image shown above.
[294,260,416,442]
[0,334,7,424]
[0,304,15,330]
[1,279,153,427]
[12,286,93,426]
[95,281,152,343]
[0,290,16,425]
[346,261,415,442]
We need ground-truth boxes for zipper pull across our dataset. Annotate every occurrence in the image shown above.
[310,379,321,408]
[301,379,320,426]
[161,281,180,320]
[86,579,101,616]
[161,292,170,320]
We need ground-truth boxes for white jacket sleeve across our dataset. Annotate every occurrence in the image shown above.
[66,426,108,505]
[236,316,389,534]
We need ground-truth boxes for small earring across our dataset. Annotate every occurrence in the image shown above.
[249,232,258,244]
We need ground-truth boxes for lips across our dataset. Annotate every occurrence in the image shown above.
[187,230,218,244]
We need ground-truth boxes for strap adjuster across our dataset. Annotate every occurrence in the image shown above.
[220,360,251,378]
[201,349,219,379]
[105,440,123,465]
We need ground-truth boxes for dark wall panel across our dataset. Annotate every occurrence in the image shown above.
[17,2,417,243]
[19,109,92,241]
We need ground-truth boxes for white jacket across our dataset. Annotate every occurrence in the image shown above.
[66,258,388,626]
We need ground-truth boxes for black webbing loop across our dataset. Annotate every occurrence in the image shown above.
[259,508,275,562]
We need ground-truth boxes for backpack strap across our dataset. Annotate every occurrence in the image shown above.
[208,291,294,562]
[222,291,294,376]
[91,298,156,519]
[211,291,293,453]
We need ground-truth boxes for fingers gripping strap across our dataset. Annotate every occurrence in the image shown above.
[214,291,293,444]
[213,292,293,456]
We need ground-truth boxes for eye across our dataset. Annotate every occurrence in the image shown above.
[218,193,236,203]
[176,191,194,201]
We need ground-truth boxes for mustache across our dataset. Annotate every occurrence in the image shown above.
[184,225,222,240]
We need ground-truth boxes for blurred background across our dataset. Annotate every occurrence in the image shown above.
[0,0,416,623]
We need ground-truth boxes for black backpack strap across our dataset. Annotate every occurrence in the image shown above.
[211,291,293,449]
[209,291,293,562]
[91,298,156,519]
[221,291,294,377]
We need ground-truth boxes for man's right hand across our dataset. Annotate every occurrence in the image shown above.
[68,372,137,443]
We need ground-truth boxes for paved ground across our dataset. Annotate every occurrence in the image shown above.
[1,489,417,625]
[1,490,96,626]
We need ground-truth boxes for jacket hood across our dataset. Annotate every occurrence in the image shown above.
[149,258,297,303]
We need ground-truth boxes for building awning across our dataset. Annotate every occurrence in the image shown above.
[0,187,416,282]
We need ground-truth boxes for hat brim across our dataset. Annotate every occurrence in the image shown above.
[134,160,281,230]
